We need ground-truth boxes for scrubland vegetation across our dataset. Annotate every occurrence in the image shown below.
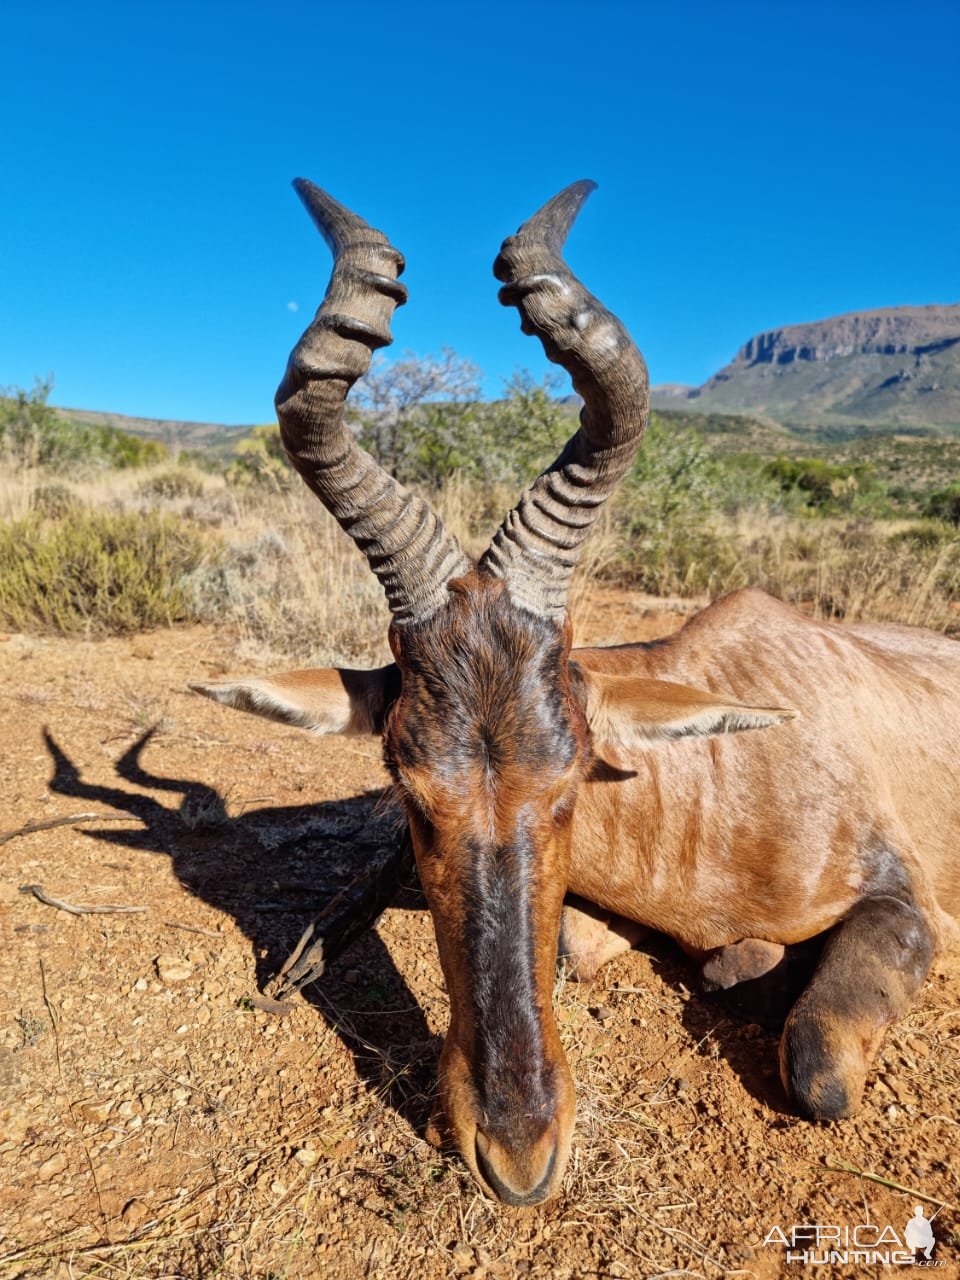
[2,363,959,661]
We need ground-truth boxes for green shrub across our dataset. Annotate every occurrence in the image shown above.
[226,424,295,490]
[887,520,956,550]
[0,380,168,470]
[923,482,960,525]
[763,455,888,514]
[0,509,214,634]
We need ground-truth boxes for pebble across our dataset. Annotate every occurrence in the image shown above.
[293,1147,319,1168]
[590,1005,615,1023]
[121,1198,149,1228]
[36,1152,67,1181]
[79,1100,112,1124]
[156,955,193,984]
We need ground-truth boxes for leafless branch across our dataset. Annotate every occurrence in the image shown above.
[0,812,132,846]
[19,884,147,916]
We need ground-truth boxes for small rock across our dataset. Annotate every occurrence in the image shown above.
[590,1005,615,1023]
[37,1152,67,1181]
[156,955,192,985]
[121,1198,149,1228]
[79,1100,112,1124]
[132,977,148,992]
[293,1147,319,1168]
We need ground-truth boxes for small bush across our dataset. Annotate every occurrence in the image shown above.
[138,469,205,501]
[30,483,81,518]
[183,490,238,528]
[1,381,169,470]
[0,509,214,634]
[226,425,295,490]
[763,455,888,514]
[923,482,960,525]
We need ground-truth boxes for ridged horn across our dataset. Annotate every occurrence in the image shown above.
[275,180,471,624]
[479,181,649,619]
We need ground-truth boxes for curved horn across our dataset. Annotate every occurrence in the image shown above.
[275,180,470,624]
[478,181,649,619]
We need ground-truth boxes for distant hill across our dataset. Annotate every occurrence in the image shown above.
[61,407,253,454]
[652,304,960,432]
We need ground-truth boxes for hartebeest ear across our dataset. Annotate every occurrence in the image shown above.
[188,664,399,736]
[571,666,796,747]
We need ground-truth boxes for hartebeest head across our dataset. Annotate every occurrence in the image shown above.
[194,181,784,1204]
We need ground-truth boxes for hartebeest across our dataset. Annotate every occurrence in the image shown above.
[193,179,960,1206]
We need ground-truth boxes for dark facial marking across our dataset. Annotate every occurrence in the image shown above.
[462,829,557,1145]
[383,576,585,1143]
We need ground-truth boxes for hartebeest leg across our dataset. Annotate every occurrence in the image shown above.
[701,939,787,990]
[779,895,934,1121]
[558,895,648,981]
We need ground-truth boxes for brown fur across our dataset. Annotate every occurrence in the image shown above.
[195,580,960,1204]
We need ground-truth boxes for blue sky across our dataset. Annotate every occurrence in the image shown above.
[2,1,958,424]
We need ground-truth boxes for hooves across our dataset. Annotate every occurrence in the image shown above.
[778,896,934,1121]
[779,1001,870,1120]
[701,938,786,990]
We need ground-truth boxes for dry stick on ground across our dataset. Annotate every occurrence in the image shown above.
[163,920,223,938]
[0,811,132,846]
[19,884,147,915]
[37,956,62,1081]
[819,1158,955,1210]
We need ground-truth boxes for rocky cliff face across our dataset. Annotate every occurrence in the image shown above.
[734,305,960,368]
[656,304,960,430]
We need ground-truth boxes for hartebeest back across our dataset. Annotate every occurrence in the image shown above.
[193,181,960,1206]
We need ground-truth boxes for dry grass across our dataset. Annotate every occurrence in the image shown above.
[607,505,960,635]
[1,461,958,664]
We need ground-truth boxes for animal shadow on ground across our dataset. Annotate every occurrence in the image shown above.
[40,726,825,1129]
[633,931,827,1116]
[40,727,442,1136]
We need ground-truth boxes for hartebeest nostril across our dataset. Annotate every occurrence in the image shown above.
[474,1126,559,1207]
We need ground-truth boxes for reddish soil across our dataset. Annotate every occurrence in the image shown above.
[1,594,957,1279]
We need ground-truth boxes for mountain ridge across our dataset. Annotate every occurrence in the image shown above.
[652,302,960,431]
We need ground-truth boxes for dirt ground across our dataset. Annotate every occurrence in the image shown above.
[1,590,957,1279]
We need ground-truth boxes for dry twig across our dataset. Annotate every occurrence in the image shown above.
[0,811,131,846]
[820,1158,954,1210]
[163,920,223,938]
[19,883,147,916]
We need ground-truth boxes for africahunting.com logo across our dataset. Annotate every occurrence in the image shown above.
[763,1205,945,1266]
